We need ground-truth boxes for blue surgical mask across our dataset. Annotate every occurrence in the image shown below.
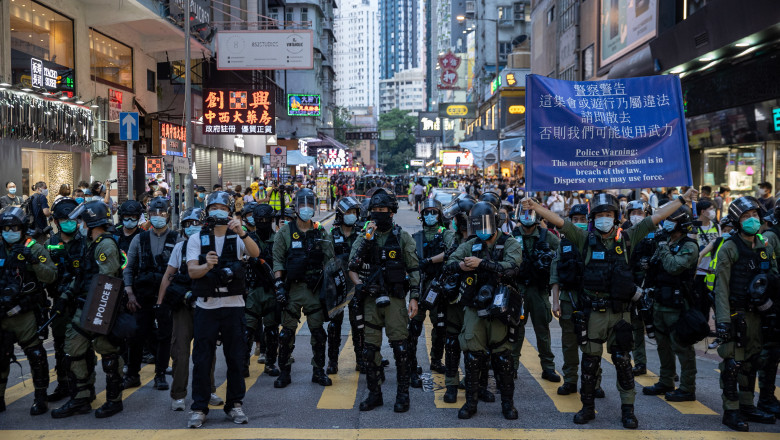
[246,216,255,226]
[574,222,588,231]
[75,197,85,204]
[663,221,676,232]
[741,217,761,235]
[594,217,614,233]
[78,222,89,238]
[519,214,536,227]
[185,225,202,237]
[151,216,167,229]
[343,214,357,225]
[424,214,438,226]
[452,220,458,231]
[198,193,205,199]
[210,209,229,219]
[92,196,101,201]
[722,232,731,240]
[123,218,138,229]
[59,219,77,234]
[2,230,21,244]
[8,188,16,195]
[585,193,593,200]
[298,207,314,222]
[476,230,493,241]
[41,188,49,197]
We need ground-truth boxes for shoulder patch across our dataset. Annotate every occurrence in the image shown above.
[760,251,768,259]
[98,253,107,262]
[38,255,47,263]
[615,245,623,255]
[292,232,300,240]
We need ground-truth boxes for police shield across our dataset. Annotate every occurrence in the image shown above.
[321,258,352,319]
[79,274,123,335]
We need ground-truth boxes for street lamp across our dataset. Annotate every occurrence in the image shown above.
[457,13,502,177]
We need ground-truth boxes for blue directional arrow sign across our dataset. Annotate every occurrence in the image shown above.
[119,111,139,141]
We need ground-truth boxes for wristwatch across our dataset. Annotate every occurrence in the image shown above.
[239,233,249,239]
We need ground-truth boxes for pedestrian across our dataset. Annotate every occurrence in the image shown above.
[757,182,775,213]
[194,186,207,209]
[546,191,565,217]
[54,184,71,203]
[29,182,51,236]
[185,191,260,428]
[413,180,425,212]
[0,181,24,209]
[714,186,730,221]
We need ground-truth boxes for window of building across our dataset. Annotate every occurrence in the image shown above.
[90,29,133,91]
[547,6,555,25]
[9,0,75,92]
[301,7,309,24]
[270,8,279,22]
[498,6,512,22]
[286,9,294,25]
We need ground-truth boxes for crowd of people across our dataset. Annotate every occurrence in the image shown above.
[0,173,778,433]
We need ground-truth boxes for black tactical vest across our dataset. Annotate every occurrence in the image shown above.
[363,226,407,298]
[460,234,509,308]
[629,231,658,283]
[556,235,584,291]
[649,236,697,308]
[582,232,635,301]
[285,221,325,282]
[191,231,246,298]
[79,234,121,295]
[332,226,356,262]
[728,236,772,310]
[114,226,141,254]
[138,229,178,274]
[515,227,548,286]
[414,226,446,278]
[48,233,84,280]
[0,241,38,307]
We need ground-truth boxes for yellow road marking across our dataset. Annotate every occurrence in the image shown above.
[601,353,716,415]
[3,366,57,406]
[423,321,463,408]
[2,428,778,440]
[92,362,155,409]
[520,344,581,413]
[317,330,359,409]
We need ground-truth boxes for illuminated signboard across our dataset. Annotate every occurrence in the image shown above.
[441,150,473,166]
[203,88,276,135]
[773,107,780,132]
[508,105,526,114]
[318,148,351,168]
[490,76,502,94]
[154,120,188,157]
[146,157,163,174]
[287,94,321,116]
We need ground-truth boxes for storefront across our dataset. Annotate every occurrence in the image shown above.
[222,151,248,189]
[193,146,215,189]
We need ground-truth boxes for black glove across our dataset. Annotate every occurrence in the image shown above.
[51,297,68,317]
[716,322,731,342]
[274,277,288,307]
[153,303,171,322]
[353,283,365,303]
[478,259,503,274]
[419,258,432,272]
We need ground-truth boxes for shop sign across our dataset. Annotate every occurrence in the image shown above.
[773,107,780,132]
[109,89,123,121]
[410,159,424,166]
[154,120,188,157]
[318,148,350,168]
[441,150,473,166]
[146,157,163,174]
[508,105,526,114]
[30,58,57,89]
[438,103,476,119]
[216,30,314,70]
[438,51,461,90]
[203,88,276,135]
[287,94,321,116]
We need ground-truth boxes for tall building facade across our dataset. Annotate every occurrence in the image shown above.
[379,0,426,80]
[379,68,426,114]
[334,0,380,110]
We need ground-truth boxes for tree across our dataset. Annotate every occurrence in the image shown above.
[332,106,358,147]
[377,109,418,174]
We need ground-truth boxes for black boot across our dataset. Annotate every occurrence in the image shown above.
[574,354,599,424]
[443,335,460,404]
[95,354,123,418]
[154,373,169,390]
[264,328,281,376]
[758,394,780,418]
[30,389,48,416]
[327,321,341,375]
[478,353,495,403]
[51,358,92,419]
[274,328,294,388]
[392,340,411,413]
[739,405,776,424]
[25,345,50,416]
[457,352,481,419]
[632,363,647,375]
[47,383,69,402]
[49,340,69,402]
[443,385,459,403]
[621,404,639,429]
[722,409,749,432]
[408,319,423,388]
[491,351,517,420]
[311,328,333,386]
[429,310,446,374]
[359,345,383,411]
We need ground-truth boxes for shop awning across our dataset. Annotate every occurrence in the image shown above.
[307,133,350,150]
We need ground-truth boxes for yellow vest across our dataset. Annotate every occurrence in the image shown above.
[270,191,281,210]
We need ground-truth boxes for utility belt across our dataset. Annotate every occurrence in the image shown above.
[585,292,629,313]
[652,285,686,309]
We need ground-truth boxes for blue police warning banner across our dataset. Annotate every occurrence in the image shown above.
[525,74,693,191]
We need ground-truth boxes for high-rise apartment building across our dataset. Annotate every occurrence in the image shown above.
[334,0,380,110]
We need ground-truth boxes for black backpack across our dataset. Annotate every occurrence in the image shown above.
[672,308,710,346]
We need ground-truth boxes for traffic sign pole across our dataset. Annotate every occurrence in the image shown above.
[127,141,134,199]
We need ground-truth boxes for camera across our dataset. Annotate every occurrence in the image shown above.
[1,283,21,317]
[218,267,234,285]
[476,284,494,317]
[421,278,442,309]
[638,289,655,339]
[366,284,390,308]
[442,273,461,304]
[486,284,510,319]
[108,179,118,183]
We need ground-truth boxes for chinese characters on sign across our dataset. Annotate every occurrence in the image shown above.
[203,88,276,135]
[437,51,461,90]
[109,89,123,121]
[158,121,187,157]
[318,148,351,169]
[146,157,163,174]
[525,74,692,191]
[287,94,321,116]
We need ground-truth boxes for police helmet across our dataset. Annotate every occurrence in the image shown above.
[442,194,476,219]
[625,200,651,217]
[205,191,233,212]
[51,197,79,220]
[242,201,259,218]
[179,208,205,227]
[420,199,443,223]
[118,200,144,217]
[253,203,275,222]
[478,191,501,210]
[293,188,317,213]
[517,209,539,226]
[359,198,371,222]
[467,201,498,239]
[335,196,360,225]
[568,203,589,219]
[147,196,171,216]
[0,207,28,228]
[666,205,694,233]
[69,200,110,228]
[588,193,621,223]
[727,196,763,227]
[720,216,733,228]
[764,203,780,225]
[368,190,398,213]
[282,207,296,220]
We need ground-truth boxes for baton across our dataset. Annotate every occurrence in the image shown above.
[36,311,59,335]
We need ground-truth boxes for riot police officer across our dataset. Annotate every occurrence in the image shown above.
[713,196,778,431]
[624,200,656,375]
[408,199,453,387]
[327,197,363,374]
[0,207,57,415]
[440,194,496,404]
[348,190,420,413]
[758,204,780,417]
[272,189,335,388]
[52,201,126,418]
[156,208,223,411]
[45,198,93,403]
[512,205,560,382]
[551,204,604,397]
[640,205,699,401]
[445,201,522,420]
[523,189,696,429]
[123,197,178,391]
[244,203,281,377]
[115,200,144,253]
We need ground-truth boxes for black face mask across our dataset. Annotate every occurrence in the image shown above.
[257,222,272,239]
[372,212,393,231]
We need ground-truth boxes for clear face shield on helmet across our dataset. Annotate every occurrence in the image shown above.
[296,195,316,221]
[468,213,497,240]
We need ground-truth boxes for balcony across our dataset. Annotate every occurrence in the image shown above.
[465,1,475,14]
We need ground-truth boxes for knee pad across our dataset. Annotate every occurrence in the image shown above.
[722,358,740,401]
[101,353,120,374]
[408,318,424,337]
[445,335,460,351]
[279,327,295,345]
[611,351,635,390]
[581,353,601,375]
[390,339,408,353]
[327,321,340,334]
[265,327,278,340]
[363,344,380,366]
[463,351,481,368]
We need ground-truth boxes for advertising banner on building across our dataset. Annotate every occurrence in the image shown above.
[600,0,657,67]
[525,74,692,191]
[154,120,188,157]
[216,31,314,70]
[438,103,477,119]
[287,94,321,116]
[202,88,275,135]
